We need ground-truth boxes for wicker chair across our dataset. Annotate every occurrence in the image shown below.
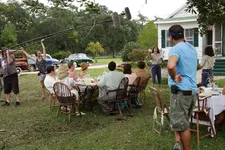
[53,82,79,122]
[108,77,132,120]
[149,86,170,134]
[138,77,150,105]
[127,77,141,107]
[190,95,216,149]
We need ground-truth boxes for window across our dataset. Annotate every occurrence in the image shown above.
[165,30,173,47]
[185,29,194,45]
[163,28,195,47]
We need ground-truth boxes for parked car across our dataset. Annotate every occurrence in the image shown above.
[0,50,29,75]
[63,53,93,66]
[28,54,59,71]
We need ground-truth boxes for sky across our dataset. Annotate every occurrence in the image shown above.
[1,0,187,19]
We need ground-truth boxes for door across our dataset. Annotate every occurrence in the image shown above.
[214,24,222,56]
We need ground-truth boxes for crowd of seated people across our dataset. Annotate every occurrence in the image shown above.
[43,61,151,116]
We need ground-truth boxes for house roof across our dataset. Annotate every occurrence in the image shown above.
[155,16,197,24]
[155,4,198,24]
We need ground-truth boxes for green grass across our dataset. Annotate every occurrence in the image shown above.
[93,58,122,65]
[0,72,225,150]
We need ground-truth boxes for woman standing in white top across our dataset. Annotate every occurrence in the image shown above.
[200,46,215,87]
[149,46,163,88]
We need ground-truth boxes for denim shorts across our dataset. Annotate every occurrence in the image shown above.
[169,91,196,131]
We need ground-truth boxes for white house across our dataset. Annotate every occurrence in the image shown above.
[155,4,225,63]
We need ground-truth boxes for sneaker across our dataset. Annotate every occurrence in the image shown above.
[2,101,10,106]
[173,142,181,150]
[15,101,20,106]
[76,112,86,116]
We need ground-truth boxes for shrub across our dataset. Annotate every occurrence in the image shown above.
[121,42,140,62]
[128,49,148,62]
[52,51,71,60]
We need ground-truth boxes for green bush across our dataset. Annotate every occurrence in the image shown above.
[121,42,140,62]
[52,51,71,60]
[128,49,148,62]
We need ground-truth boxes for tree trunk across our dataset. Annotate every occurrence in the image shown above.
[112,51,115,58]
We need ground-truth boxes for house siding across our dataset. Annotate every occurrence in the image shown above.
[156,21,203,63]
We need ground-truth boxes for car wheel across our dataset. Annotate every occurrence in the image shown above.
[87,62,91,66]
[29,65,35,72]
[16,67,22,76]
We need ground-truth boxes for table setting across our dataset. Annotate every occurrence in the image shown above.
[197,86,225,135]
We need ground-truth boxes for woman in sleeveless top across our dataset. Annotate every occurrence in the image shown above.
[149,46,163,88]
[22,39,47,99]
[200,46,215,87]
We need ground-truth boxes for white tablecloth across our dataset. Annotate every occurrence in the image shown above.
[197,88,225,134]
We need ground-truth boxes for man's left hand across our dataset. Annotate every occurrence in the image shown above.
[174,74,182,83]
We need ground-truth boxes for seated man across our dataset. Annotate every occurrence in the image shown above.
[135,61,151,81]
[97,61,124,115]
[135,61,151,105]
[44,66,56,94]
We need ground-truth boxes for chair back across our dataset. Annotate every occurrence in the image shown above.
[128,77,141,95]
[116,77,129,100]
[139,77,150,92]
[53,82,75,104]
[196,94,208,111]
[149,86,168,113]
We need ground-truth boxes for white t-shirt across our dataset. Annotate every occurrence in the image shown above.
[200,55,215,69]
[44,75,56,94]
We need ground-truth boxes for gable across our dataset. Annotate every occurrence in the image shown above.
[168,4,197,19]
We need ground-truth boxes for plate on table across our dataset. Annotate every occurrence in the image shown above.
[199,93,212,97]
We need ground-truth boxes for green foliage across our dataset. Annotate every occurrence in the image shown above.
[186,0,225,35]
[0,23,17,49]
[52,51,71,59]
[86,41,104,62]
[137,21,158,49]
[128,49,148,62]
[121,42,140,62]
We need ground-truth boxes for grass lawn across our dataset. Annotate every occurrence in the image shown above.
[0,71,225,150]
[92,58,122,66]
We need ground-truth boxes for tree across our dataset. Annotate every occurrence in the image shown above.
[137,12,148,28]
[187,0,225,35]
[86,41,104,62]
[137,21,158,50]
[121,42,140,61]
[0,23,17,49]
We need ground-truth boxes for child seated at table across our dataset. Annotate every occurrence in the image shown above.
[57,64,85,116]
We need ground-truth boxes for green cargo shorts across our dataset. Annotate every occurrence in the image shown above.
[169,91,196,131]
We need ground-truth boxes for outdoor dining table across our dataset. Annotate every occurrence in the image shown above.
[198,87,225,135]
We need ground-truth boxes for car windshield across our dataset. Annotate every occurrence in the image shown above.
[68,54,88,58]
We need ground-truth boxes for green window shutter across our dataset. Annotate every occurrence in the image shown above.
[161,30,166,48]
[193,28,199,47]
